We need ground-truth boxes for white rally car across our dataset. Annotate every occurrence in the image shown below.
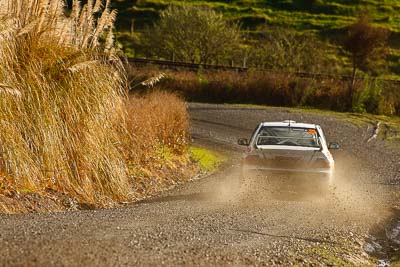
[237,120,339,190]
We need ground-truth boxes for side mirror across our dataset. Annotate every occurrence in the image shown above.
[237,138,249,146]
[328,142,340,150]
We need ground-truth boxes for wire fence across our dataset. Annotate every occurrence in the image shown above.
[127,57,400,84]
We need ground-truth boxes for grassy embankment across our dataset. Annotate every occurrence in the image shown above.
[0,0,209,213]
[114,0,400,78]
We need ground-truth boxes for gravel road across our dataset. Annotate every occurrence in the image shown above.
[1,103,399,266]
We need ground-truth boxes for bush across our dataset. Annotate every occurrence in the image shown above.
[352,77,381,113]
[142,4,241,64]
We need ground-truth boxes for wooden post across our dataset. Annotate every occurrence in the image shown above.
[130,19,135,35]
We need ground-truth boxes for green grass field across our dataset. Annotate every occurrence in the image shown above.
[114,0,400,31]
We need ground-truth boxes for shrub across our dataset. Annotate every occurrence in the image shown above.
[352,77,381,113]
[142,4,242,64]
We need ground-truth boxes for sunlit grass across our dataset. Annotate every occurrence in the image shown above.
[190,147,225,171]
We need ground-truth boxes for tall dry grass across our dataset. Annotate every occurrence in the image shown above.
[126,91,191,198]
[127,91,188,157]
[0,0,191,209]
[0,0,128,203]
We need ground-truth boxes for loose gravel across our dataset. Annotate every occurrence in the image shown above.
[1,103,399,266]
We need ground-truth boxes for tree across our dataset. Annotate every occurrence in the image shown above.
[343,14,390,93]
[144,4,241,64]
[247,28,340,73]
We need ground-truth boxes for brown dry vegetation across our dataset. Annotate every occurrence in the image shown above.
[0,0,191,213]
[131,68,400,116]
[126,91,193,200]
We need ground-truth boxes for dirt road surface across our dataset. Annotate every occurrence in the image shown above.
[1,103,399,266]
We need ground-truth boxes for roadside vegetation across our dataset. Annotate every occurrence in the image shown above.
[116,1,400,116]
[142,5,241,64]
[0,0,193,213]
[131,68,400,116]
[114,0,400,77]
[189,147,225,172]
[343,13,390,94]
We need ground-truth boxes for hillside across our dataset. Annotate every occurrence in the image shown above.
[114,0,400,31]
[113,0,400,76]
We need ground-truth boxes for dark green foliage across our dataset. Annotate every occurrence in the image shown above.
[141,4,241,64]
[238,15,269,29]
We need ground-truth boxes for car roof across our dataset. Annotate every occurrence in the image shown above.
[260,121,317,129]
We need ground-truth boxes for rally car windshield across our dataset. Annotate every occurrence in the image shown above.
[256,127,320,148]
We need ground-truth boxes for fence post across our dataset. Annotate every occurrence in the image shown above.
[130,19,135,35]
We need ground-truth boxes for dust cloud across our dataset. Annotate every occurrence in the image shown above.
[204,154,390,226]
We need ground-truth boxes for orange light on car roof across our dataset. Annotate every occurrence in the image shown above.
[308,129,316,135]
